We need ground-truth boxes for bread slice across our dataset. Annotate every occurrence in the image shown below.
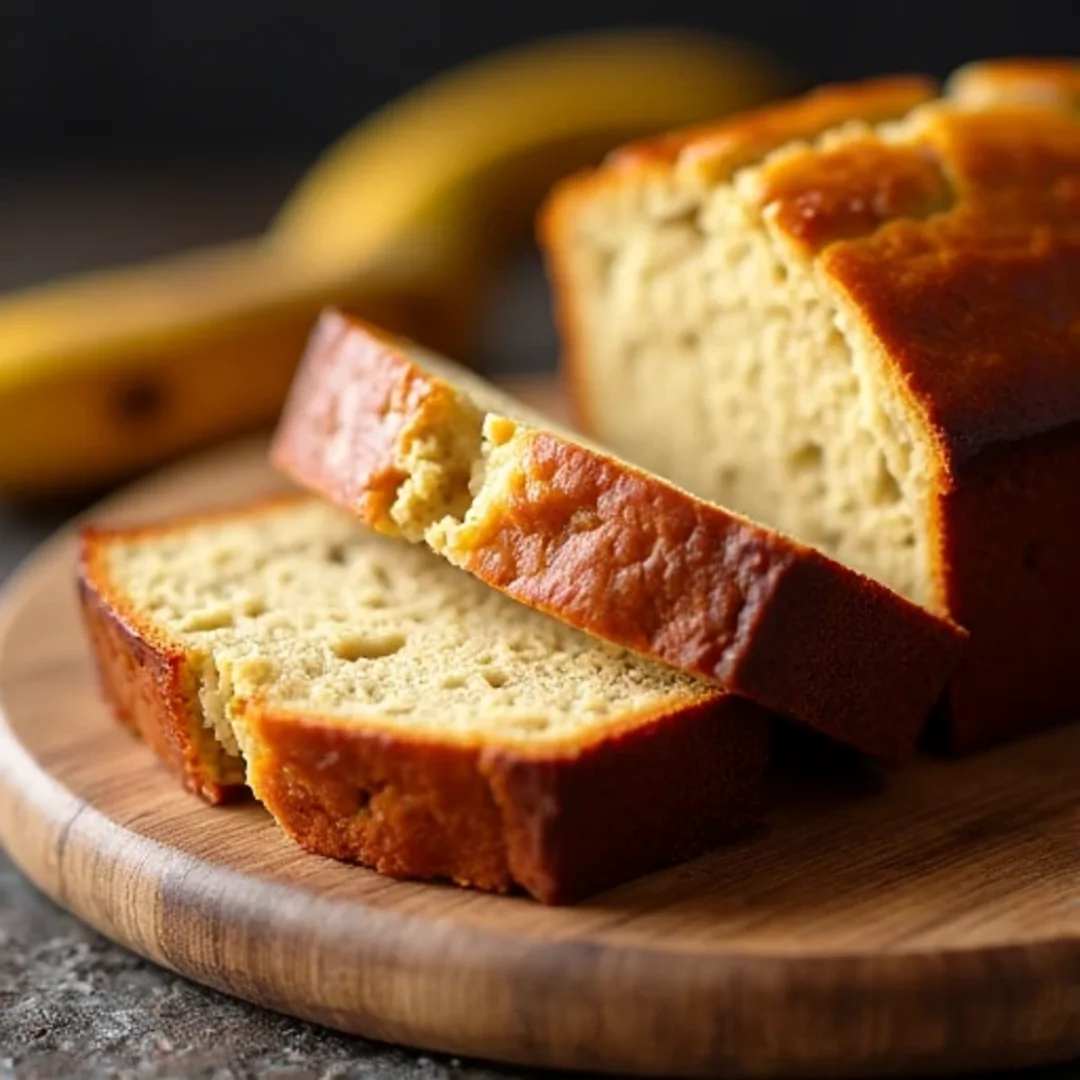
[79,495,768,902]
[539,60,1080,752]
[271,311,964,764]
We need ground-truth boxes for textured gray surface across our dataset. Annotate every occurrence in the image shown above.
[0,852,530,1080]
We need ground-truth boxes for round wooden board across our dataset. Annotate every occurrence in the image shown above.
[4,396,1080,1077]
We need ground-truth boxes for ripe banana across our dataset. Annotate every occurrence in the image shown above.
[0,30,785,493]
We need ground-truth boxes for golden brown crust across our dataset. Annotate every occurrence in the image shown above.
[747,92,1080,750]
[458,430,962,765]
[272,313,966,764]
[79,498,769,902]
[78,532,244,804]
[757,136,955,254]
[548,68,1080,467]
[238,709,514,893]
[806,105,1080,466]
[242,693,768,904]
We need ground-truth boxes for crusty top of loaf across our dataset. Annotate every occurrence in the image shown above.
[544,59,1080,470]
[761,93,1080,468]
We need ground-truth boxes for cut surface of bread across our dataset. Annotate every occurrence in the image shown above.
[540,60,1080,752]
[272,311,964,764]
[79,496,768,903]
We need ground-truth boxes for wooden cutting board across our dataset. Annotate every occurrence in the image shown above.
[3,381,1080,1078]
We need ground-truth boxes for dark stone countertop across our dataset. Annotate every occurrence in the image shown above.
[0,852,531,1080]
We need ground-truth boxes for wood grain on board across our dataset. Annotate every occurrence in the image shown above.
[2,380,1080,1077]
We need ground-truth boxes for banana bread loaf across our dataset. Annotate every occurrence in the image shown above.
[540,60,1080,751]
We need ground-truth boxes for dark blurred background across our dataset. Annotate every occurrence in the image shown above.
[2,0,1076,157]
[0,0,1074,524]
[3,0,1074,363]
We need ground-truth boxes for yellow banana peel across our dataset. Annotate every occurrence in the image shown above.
[0,30,786,494]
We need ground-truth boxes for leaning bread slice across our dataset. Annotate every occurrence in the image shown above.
[272,311,965,764]
[79,495,767,903]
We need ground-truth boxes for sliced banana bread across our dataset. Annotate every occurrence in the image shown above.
[272,312,964,764]
[79,496,768,902]
[539,61,1080,752]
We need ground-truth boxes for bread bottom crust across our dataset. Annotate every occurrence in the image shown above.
[237,695,767,903]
